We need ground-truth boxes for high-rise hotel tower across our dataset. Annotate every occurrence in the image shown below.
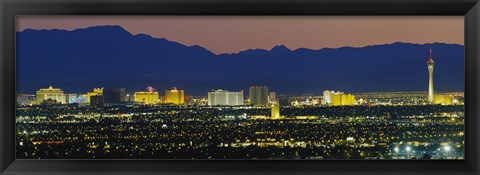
[427,48,435,103]
[249,86,269,106]
[208,89,244,106]
[164,87,185,105]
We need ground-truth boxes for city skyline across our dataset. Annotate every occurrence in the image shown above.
[20,45,459,107]
[16,16,465,160]
[19,42,459,107]
[16,25,465,95]
[18,84,465,97]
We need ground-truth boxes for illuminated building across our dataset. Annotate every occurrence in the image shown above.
[134,86,160,105]
[271,101,280,118]
[331,93,355,106]
[44,94,67,104]
[323,90,335,104]
[427,48,435,103]
[311,97,321,106]
[435,95,453,105]
[103,88,126,104]
[65,94,88,104]
[35,86,64,104]
[87,88,103,103]
[164,87,184,105]
[295,116,318,120]
[249,86,268,106]
[126,94,134,102]
[39,93,87,105]
[207,89,244,106]
[269,92,276,103]
[17,94,35,106]
[64,94,75,103]
[90,95,104,108]
[41,98,59,106]
[330,91,344,106]
[346,94,355,105]
[68,94,88,104]
[331,94,341,106]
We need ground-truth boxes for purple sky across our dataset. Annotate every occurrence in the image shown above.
[16,16,463,54]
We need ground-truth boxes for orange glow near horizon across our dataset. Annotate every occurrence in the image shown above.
[16,16,463,54]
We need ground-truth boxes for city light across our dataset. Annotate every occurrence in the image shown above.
[444,145,451,152]
[14,41,465,160]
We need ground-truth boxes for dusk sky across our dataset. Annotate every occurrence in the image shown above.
[17,16,463,54]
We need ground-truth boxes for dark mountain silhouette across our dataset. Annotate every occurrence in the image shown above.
[16,25,464,95]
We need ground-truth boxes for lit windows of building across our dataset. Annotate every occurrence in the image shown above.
[207,89,244,106]
[331,92,355,106]
[16,94,35,106]
[134,86,160,105]
[87,88,103,103]
[164,87,184,105]
[271,101,280,118]
[434,95,453,105]
[269,92,276,103]
[35,86,64,104]
[323,90,335,105]
[68,94,88,104]
[249,86,268,106]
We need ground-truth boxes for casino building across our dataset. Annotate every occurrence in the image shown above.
[35,86,64,104]
[331,92,355,106]
[207,89,244,106]
[164,87,184,105]
[249,86,269,106]
[134,86,160,105]
[271,101,280,118]
[87,88,103,103]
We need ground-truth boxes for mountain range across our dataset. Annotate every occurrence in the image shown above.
[16,25,465,95]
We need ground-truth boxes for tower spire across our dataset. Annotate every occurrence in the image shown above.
[428,48,435,64]
[430,47,432,59]
[427,48,435,104]
[430,48,433,60]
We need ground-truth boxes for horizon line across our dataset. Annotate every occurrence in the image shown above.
[17,25,465,55]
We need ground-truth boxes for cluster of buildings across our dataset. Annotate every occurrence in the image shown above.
[18,85,456,108]
[206,86,274,106]
[133,87,185,105]
[20,85,277,107]
[322,90,356,106]
[34,86,88,105]
[286,49,455,106]
[21,86,184,107]
[433,94,454,105]
[16,49,457,107]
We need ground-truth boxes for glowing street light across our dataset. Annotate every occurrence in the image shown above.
[443,145,451,159]
[405,146,411,159]
[443,145,451,152]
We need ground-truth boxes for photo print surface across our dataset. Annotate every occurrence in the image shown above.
[16,16,464,159]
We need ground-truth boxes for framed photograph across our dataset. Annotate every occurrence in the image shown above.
[1,0,479,174]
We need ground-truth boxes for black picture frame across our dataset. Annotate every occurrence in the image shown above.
[1,0,479,174]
